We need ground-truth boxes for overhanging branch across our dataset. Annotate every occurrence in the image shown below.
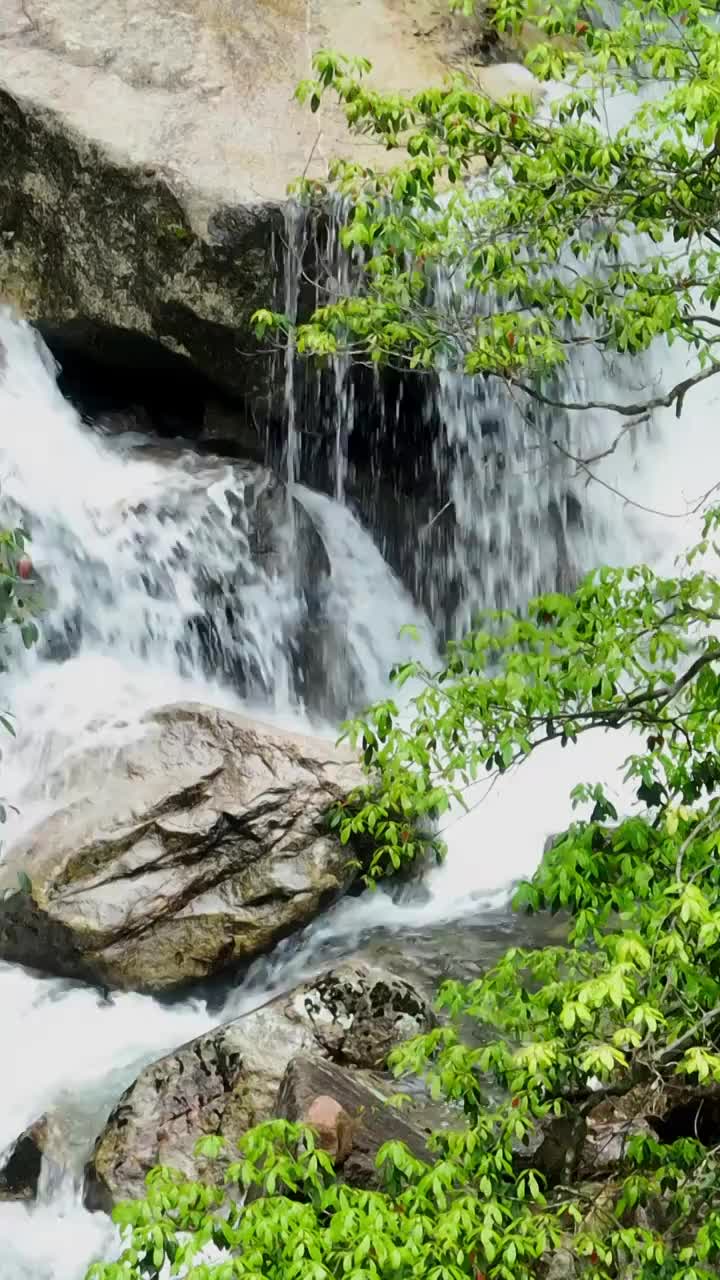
[509,359,720,418]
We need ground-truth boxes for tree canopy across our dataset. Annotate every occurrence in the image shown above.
[256,0,720,447]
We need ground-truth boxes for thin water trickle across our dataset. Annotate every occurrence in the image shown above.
[283,202,308,502]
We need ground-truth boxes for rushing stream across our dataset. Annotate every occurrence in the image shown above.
[2,152,720,1278]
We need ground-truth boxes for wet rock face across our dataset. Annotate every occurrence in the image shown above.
[0,1118,47,1201]
[0,82,280,416]
[301,965,437,1069]
[0,0,469,415]
[83,962,435,1210]
[0,705,365,991]
[31,433,356,719]
[0,0,532,433]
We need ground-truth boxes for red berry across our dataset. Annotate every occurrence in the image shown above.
[17,557,32,580]
[576,20,589,33]
[590,1252,599,1265]
[511,1097,520,1108]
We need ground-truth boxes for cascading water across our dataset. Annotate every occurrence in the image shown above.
[0,299,712,1280]
[2,64,720,1280]
[0,308,437,1279]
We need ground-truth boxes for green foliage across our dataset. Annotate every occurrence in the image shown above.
[335,505,720,880]
[0,525,37,660]
[255,0,720,413]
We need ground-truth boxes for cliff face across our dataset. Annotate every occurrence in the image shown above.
[0,0,473,407]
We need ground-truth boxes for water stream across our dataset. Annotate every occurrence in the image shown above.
[2,102,720,1280]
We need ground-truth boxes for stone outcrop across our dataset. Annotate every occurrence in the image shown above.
[83,962,435,1210]
[0,0,530,412]
[0,0,425,410]
[0,705,364,991]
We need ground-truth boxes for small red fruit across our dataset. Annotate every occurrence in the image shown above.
[507,330,515,348]
[590,1252,599,1265]
[576,20,589,33]
[511,1097,520,1108]
[17,557,32,580]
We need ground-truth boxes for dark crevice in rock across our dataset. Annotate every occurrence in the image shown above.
[649,1091,720,1146]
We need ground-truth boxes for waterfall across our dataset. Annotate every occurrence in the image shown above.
[281,198,659,637]
[2,67,720,1280]
[0,290,716,1280]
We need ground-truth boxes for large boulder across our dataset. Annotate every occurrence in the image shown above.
[0,0,485,410]
[0,705,364,991]
[0,0,532,416]
[83,962,435,1210]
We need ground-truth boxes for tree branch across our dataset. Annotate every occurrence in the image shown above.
[510,359,720,418]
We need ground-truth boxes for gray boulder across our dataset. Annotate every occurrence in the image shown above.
[301,964,436,1069]
[0,704,364,991]
[83,962,435,1210]
[0,0,472,409]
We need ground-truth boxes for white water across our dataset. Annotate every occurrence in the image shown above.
[1,176,720,1279]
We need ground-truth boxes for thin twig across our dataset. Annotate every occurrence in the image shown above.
[302,131,323,181]
[421,499,455,534]
[675,797,720,881]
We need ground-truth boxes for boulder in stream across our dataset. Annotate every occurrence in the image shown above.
[83,962,435,1210]
[0,704,365,991]
[0,1117,47,1201]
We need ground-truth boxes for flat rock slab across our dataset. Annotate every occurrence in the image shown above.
[276,1053,432,1189]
